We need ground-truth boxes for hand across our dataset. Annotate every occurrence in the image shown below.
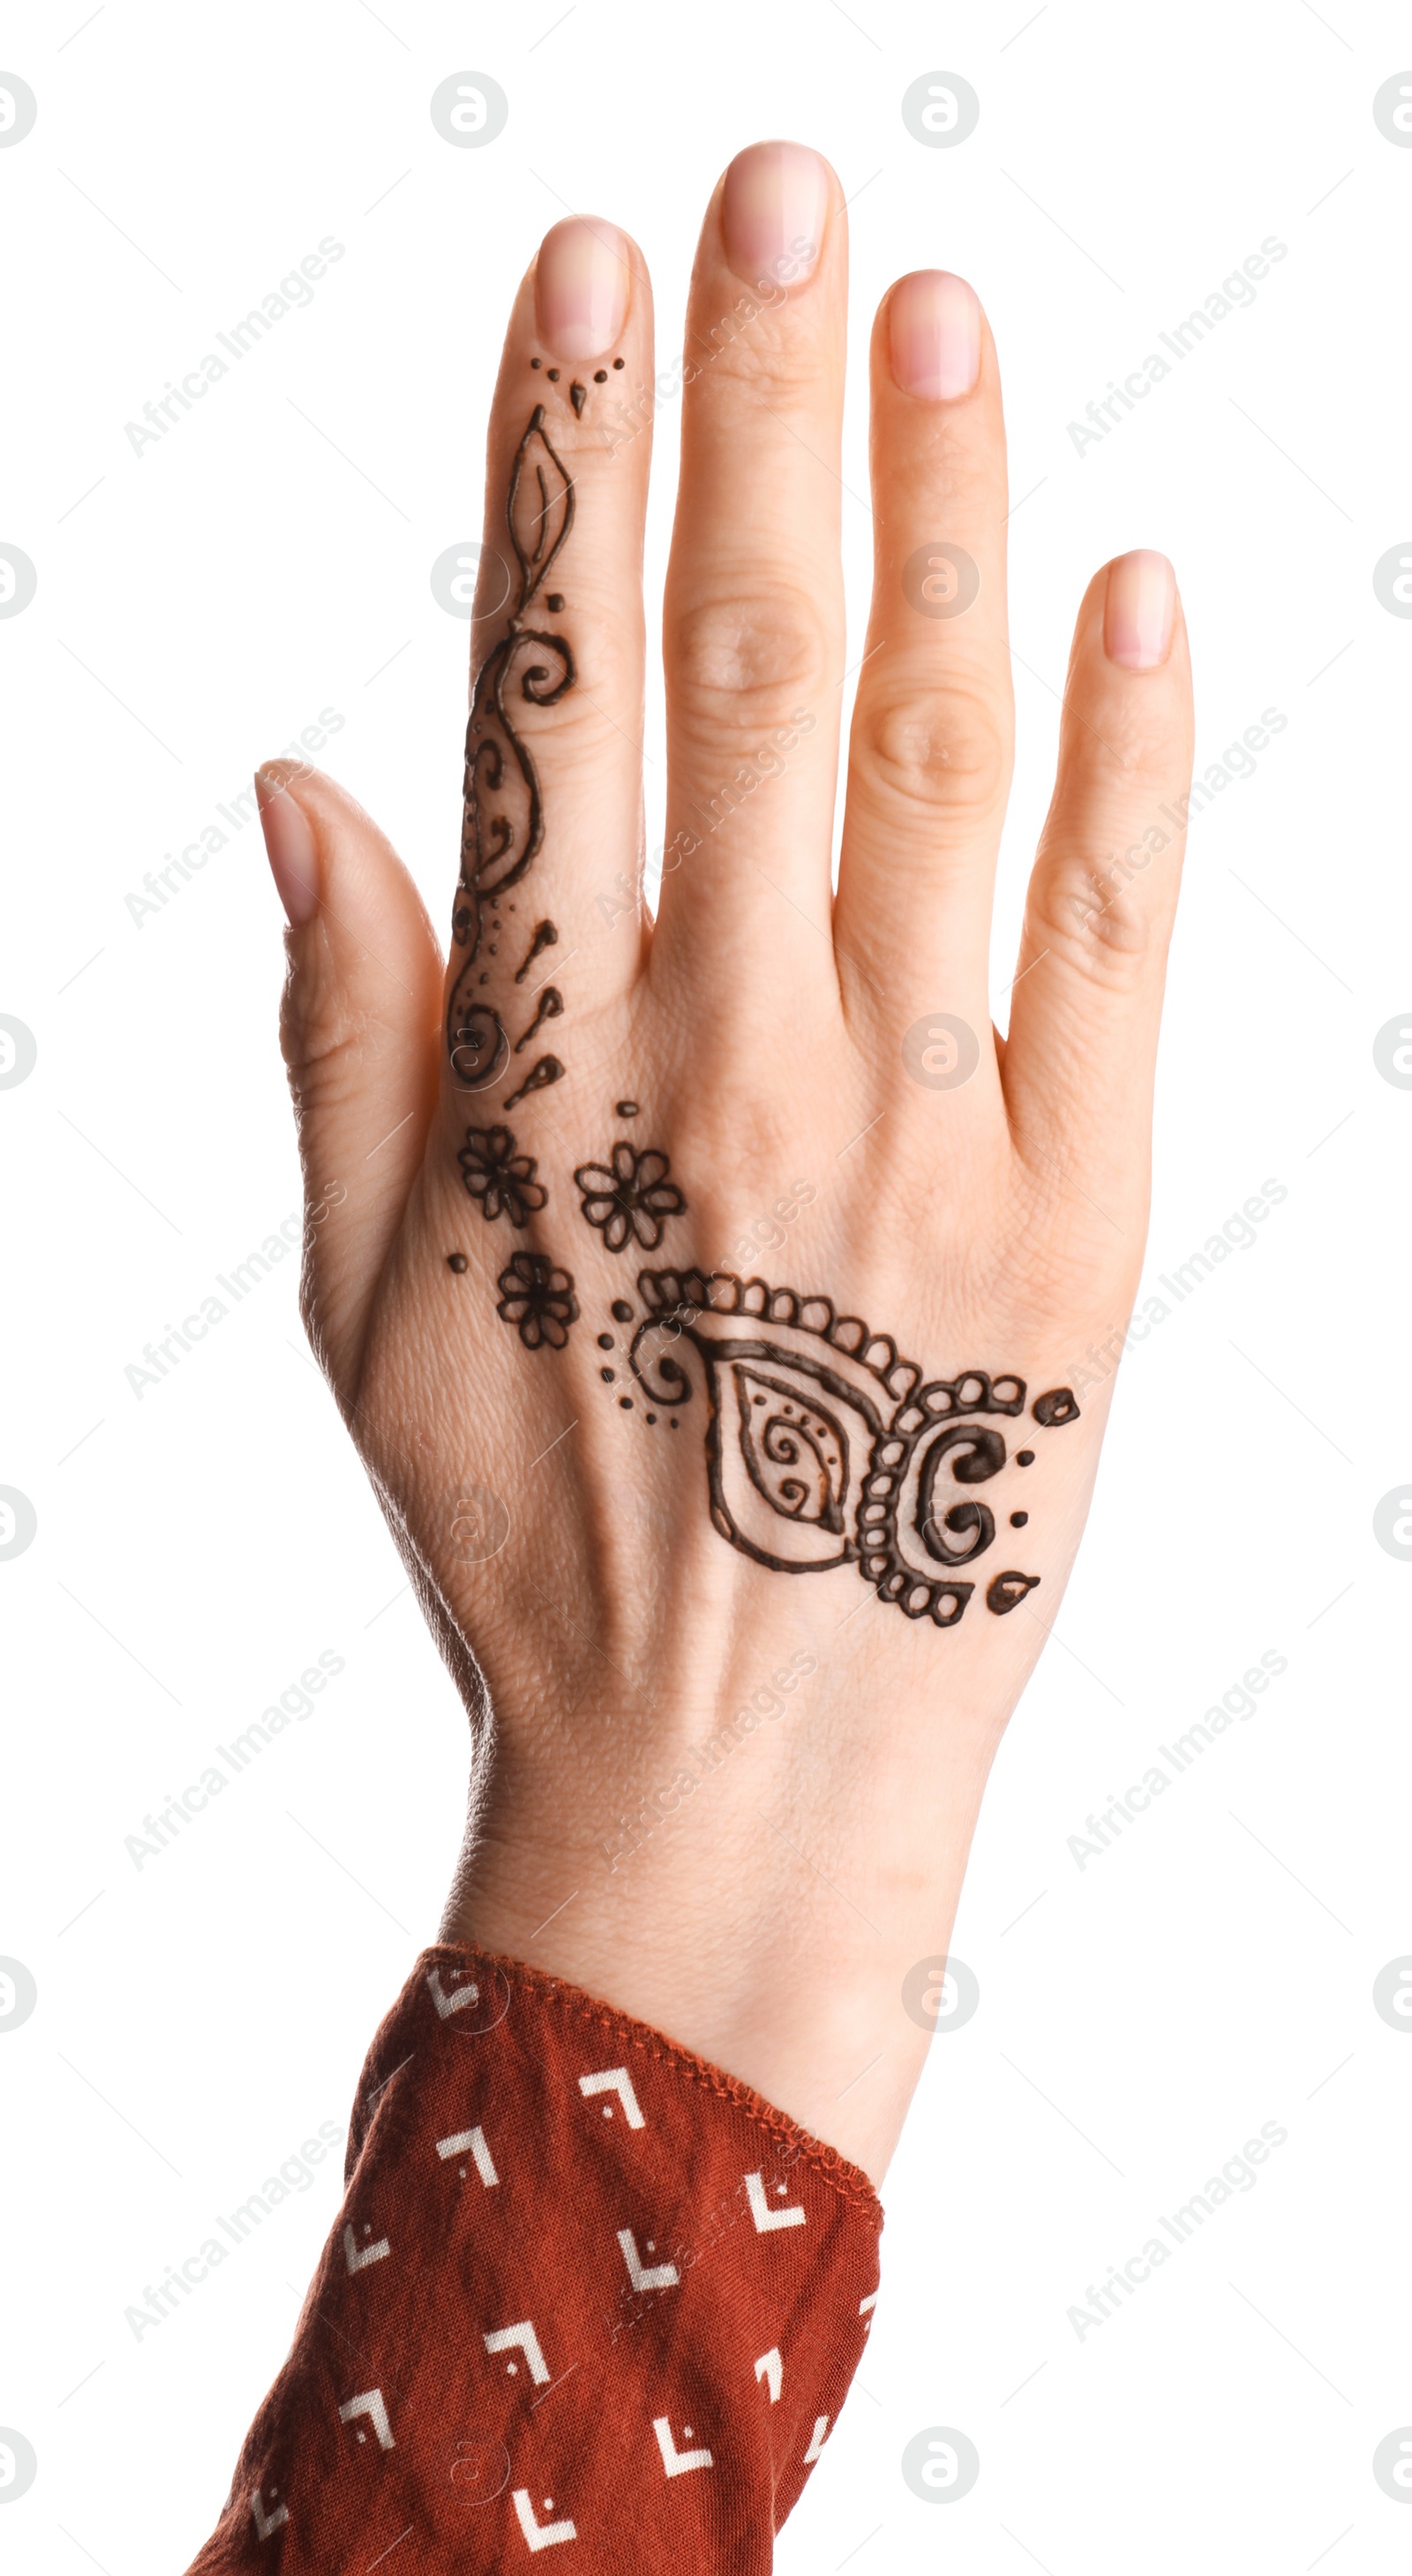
[257,141,1193,2181]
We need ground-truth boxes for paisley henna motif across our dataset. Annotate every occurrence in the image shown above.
[626,1269,1077,1627]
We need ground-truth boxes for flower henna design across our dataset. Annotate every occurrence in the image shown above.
[495,1252,579,1352]
[574,1144,687,1253]
[456,1125,547,1228]
[623,1269,1078,1627]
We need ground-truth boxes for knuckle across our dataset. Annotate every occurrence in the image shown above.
[1028,837,1172,976]
[667,584,831,735]
[688,288,830,403]
[852,681,1011,827]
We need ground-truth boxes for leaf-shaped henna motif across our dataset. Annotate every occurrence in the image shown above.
[625,1269,1078,1628]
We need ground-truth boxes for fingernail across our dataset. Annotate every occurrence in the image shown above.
[889,270,981,401]
[721,139,830,288]
[1104,550,1176,671]
[534,215,630,362]
[256,768,319,927]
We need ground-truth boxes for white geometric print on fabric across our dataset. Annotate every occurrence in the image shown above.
[249,2487,288,2541]
[337,2389,394,2450]
[512,2488,579,2551]
[652,2417,715,2477]
[342,2220,391,2272]
[436,2123,499,2184]
[577,2065,646,2127]
[754,2348,784,2402]
[804,2416,830,2464]
[484,2320,552,2385]
[616,2227,680,2291]
[858,2290,878,2328]
[426,1966,481,2017]
[745,2170,807,2231]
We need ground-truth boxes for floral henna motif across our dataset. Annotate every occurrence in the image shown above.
[624,1269,1078,1627]
[496,1253,579,1352]
[457,1126,547,1228]
[574,1144,687,1253]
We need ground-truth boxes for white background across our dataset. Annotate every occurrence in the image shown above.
[3,1,1410,2568]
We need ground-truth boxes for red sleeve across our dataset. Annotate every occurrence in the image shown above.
[184,1944,882,2572]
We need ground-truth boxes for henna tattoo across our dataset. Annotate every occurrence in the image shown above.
[514,986,563,1052]
[514,919,558,982]
[1033,1388,1078,1426]
[447,1253,468,1273]
[619,1271,1078,1628]
[615,1100,640,1119]
[574,1144,687,1254]
[987,1571,1040,1614]
[569,378,587,416]
[448,1002,509,1092]
[457,1125,547,1227]
[447,408,576,1067]
[496,1252,579,1351]
[503,1054,565,1111]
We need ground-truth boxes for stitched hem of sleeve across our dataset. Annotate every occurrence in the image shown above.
[416,1942,882,2220]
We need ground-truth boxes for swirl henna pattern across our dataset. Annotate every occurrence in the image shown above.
[622,1269,1079,1626]
[447,406,578,1076]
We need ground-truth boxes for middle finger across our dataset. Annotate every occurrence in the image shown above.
[651,142,847,1011]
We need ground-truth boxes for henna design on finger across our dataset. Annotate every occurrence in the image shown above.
[496,1252,578,1351]
[457,1126,547,1227]
[514,920,558,983]
[616,1100,640,1119]
[503,1055,565,1112]
[514,986,563,1052]
[616,1271,1078,1629]
[448,1002,510,1092]
[574,1144,687,1254]
[447,408,576,1067]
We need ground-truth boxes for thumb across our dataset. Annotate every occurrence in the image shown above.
[256,759,443,1400]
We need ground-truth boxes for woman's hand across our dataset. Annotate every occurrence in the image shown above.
[257,140,1193,2181]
